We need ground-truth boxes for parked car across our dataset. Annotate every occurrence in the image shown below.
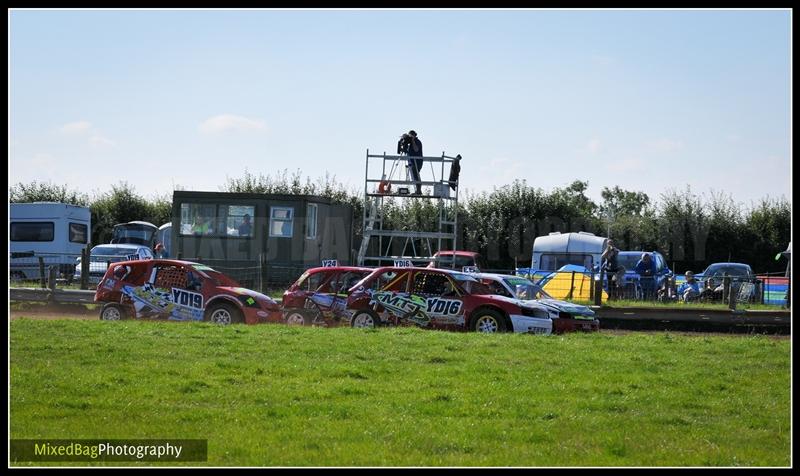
[474,273,599,333]
[110,221,159,249]
[282,266,373,326]
[94,259,282,325]
[74,244,154,285]
[614,251,673,298]
[428,250,486,271]
[696,262,759,301]
[346,266,556,334]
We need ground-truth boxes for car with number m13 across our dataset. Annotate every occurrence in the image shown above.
[94,259,282,325]
[345,266,554,334]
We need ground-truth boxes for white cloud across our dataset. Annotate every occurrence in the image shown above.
[89,135,116,149]
[199,114,268,134]
[59,121,93,135]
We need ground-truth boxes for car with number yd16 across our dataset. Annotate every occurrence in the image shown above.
[281,265,373,326]
[474,273,600,333]
[94,259,282,325]
[345,266,555,334]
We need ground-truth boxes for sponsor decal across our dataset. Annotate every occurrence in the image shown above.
[122,284,204,321]
[370,292,465,327]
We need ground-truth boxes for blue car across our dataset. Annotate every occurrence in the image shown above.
[612,251,673,299]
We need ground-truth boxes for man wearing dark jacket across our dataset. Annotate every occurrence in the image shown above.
[406,130,423,194]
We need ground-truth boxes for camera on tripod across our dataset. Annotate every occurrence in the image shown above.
[397,133,412,155]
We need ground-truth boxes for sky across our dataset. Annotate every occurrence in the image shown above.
[8,9,792,208]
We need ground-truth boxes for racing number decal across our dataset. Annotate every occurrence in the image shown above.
[425,298,462,316]
[172,288,204,309]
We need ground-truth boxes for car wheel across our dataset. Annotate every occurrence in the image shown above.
[470,309,508,333]
[284,309,312,326]
[100,303,127,321]
[351,310,380,328]
[204,302,242,325]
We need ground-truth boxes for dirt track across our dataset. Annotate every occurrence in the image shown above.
[9,304,788,339]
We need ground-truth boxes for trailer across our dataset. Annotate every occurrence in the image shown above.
[10,202,91,281]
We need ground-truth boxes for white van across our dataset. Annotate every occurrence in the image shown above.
[10,202,91,281]
[531,231,608,272]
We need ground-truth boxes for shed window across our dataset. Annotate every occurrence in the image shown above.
[270,207,294,238]
[306,204,318,239]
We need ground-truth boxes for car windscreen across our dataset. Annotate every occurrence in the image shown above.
[92,247,140,256]
[113,225,155,244]
[703,265,752,277]
[617,254,643,271]
[503,277,553,300]
[435,255,475,268]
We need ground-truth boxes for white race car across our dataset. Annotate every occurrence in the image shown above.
[473,273,600,333]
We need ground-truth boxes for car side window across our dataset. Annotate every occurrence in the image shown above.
[412,272,455,297]
[489,280,512,297]
[371,270,409,292]
[153,265,189,290]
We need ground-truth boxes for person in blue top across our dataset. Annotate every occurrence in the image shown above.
[677,271,700,302]
[634,252,657,300]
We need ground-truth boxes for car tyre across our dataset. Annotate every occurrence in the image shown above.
[204,302,242,325]
[284,309,313,326]
[470,309,508,333]
[351,310,380,328]
[100,303,128,321]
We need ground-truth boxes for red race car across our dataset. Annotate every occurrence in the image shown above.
[345,266,554,334]
[94,259,282,325]
[282,266,373,326]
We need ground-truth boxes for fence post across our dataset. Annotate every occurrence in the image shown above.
[48,265,58,292]
[568,271,575,300]
[594,269,603,306]
[39,257,46,288]
[260,253,268,295]
[81,245,90,290]
[760,280,765,305]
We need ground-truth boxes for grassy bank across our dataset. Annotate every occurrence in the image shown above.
[10,320,790,466]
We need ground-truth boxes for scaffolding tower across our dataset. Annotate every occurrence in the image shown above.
[357,149,460,267]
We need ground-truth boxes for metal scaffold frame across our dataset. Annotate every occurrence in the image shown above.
[357,149,460,267]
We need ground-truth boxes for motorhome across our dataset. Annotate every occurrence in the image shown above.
[10,202,91,281]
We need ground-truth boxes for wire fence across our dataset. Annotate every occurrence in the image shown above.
[516,268,790,308]
[9,252,81,287]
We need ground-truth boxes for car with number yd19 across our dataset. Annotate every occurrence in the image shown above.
[474,273,600,333]
[94,259,282,325]
[281,265,373,326]
[345,266,555,334]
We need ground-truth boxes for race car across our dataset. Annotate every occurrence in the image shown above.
[473,273,600,333]
[94,259,282,325]
[345,266,554,334]
[281,265,373,326]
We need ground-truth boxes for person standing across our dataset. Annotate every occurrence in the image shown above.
[601,239,622,299]
[635,252,657,300]
[406,130,423,194]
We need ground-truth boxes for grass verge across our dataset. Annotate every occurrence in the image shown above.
[10,320,790,467]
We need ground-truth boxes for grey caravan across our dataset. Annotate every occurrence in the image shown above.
[531,232,608,273]
[10,202,91,281]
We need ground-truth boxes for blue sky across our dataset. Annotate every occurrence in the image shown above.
[9,9,792,207]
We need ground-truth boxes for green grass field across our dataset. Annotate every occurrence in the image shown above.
[10,319,790,467]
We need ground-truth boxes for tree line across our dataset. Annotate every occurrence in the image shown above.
[10,172,791,274]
